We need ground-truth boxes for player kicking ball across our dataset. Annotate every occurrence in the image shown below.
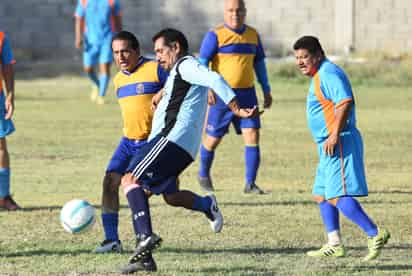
[119,28,260,274]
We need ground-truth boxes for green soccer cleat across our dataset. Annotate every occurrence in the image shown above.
[363,228,390,262]
[307,244,346,257]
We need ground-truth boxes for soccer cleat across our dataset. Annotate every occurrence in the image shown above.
[207,194,223,233]
[363,228,390,261]
[128,233,162,263]
[307,244,346,257]
[90,87,99,102]
[94,239,123,254]
[198,176,214,192]
[243,183,266,195]
[0,195,21,211]
[96,96,105,105]
[120,253,157,274]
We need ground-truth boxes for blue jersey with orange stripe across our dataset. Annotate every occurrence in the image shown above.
[0,31,16,93]
[74,0,121,44]
[307,59,356,143]
[199,24,266,90]
[113,57,168,140]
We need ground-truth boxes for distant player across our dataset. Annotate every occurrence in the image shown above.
[93,31,168,254]
[74,0,122,104]
[0,31,19,211]
[198,0,273,194]
[293,35,390,261]
[119,28,259,274]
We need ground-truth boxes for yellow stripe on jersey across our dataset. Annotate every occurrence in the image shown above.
[212,25,259,89]
[113,60,161,140]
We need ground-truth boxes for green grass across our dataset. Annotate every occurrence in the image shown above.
[0,71,411,275]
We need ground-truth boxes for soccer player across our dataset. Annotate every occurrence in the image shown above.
[0,31,19,211]
[293,36,390,261]
[119,28,259,274]
[93,31,168,255]
[198,0,272,194]
[74,0,122,105]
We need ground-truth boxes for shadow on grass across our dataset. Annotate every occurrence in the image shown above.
[370,190,412,195]
[0,248,92,258]
[357,264,412,271]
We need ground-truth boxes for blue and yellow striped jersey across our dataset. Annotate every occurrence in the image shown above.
[199,24,265,89]
[113,57,168,140]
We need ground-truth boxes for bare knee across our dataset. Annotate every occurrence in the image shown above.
[203,135,221,151]
[313,195,325,204]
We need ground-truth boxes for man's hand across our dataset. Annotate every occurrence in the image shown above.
[4,94,14,120]
[151,90,164,111]
[263,92,273,109]
[323,133,339,156]
[228,98,261,118]
[208,90,216,105]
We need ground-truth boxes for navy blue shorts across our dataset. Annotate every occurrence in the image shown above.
[106,137,147,175]
[126,135,193,195]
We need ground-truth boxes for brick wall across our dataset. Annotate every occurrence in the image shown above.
[0,0,410,60]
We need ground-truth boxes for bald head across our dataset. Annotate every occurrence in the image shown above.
[224,0,246,30]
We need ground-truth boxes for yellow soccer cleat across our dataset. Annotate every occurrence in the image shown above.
[96,96,105,105]
[90,87,99,102]
[307,244,346,257]
[363,228,390,261]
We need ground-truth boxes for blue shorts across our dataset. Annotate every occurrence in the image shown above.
[83,35,113,67]
[106,137,147,175]
[205,88,261,137]
[0,92,15,138]
[313,128,368,200]
[126,135,193,195]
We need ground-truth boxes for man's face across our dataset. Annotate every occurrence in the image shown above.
[224,0,246,30]
[112,39,139,71]
[154,37,179,71]
[294,48,321,77]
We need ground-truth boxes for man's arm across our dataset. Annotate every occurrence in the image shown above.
[179,58,258,119]
[2,64,14,120]
[323,100,352,156]
[199,31,218,105]
[254,35,272,108]
[74,17,83,49]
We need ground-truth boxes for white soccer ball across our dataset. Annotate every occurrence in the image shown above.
[60,199,95,234]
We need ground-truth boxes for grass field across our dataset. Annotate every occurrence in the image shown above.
[0,68,411,275]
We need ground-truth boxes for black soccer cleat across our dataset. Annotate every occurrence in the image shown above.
[120,253,157,274]
[243,183,266,195]
[129,233,162,263]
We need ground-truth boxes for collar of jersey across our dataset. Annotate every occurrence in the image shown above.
[122,56,146,76]
[224,23,246,34]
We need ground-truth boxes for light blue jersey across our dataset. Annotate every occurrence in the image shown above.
[149,56,235,159]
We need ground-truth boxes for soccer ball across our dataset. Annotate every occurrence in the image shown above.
[60,199,95,234]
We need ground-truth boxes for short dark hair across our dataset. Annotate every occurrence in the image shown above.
[112,30,140,51]
[152,28,189,54]
[293,36,325,57]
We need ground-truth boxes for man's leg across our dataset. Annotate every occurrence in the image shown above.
[241,128,265,194]
[96,63,111,105]
[0,137,19,210]
[335,196,390,261]
[163,190,223,233]
[95,172,123,253]
[198,135,222,192]
[307,196,345,257]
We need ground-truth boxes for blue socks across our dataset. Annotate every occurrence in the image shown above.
[192,195,213,220]
[336,196,378,237]
[87,71,99,87]
[245,145,260,187]
[199,145,214,178]
[99,74,110,97]
[0,168,10,198]
[319,201,340,232]
[125,186,152,237]
[102,213,119,241]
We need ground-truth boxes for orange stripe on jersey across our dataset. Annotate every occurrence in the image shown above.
[313,73,335,136]
[338,140,347,195]
[335,98,353,109]
[0,32,4,91]
[0,32,4,57]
